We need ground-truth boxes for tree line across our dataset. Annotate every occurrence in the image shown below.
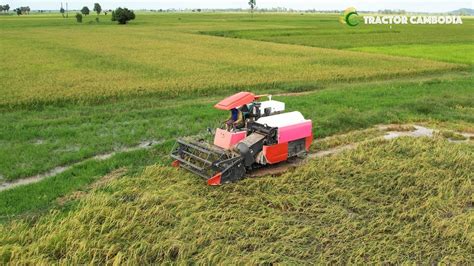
[0,3,32,15]
[0,4,10,13]
[0,2,134,24]
[1,0,256,22]
[15,6,30,15]
[72,3,135,24]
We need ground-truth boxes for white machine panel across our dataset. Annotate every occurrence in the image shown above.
[259,100,285,115]
[256,111,307,128]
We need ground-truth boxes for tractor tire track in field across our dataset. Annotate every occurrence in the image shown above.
[0,140,163,192]
[1,125,472,191]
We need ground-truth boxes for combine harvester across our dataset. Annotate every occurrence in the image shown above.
[171,92,313,185]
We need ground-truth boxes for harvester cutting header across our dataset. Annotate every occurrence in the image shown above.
[171,92,313,185]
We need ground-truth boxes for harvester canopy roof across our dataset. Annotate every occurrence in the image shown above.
[214,92,257,110]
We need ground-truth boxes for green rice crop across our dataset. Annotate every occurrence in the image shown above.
[201,16,474,50]
[200,15,474,65]
[351,44,474,65]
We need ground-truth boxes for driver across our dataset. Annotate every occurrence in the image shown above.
[225,107,244,131]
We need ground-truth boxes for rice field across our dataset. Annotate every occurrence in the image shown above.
[351,43,474,64]
[0,12,473,264]
[0,13,469,107]
[0,137,472,264]
[201,16,474,47]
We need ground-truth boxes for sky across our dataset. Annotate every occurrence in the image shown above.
[6,0,473,12]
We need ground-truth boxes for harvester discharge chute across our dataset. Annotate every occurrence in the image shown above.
[171,92,313,185]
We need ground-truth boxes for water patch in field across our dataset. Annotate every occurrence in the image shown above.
[0,166,70,192]
[55,145,81,153]
[0,140,163,192]
[381,125,472,143]
[94,140,163,160]
[33,139,46,145]
[383,125,433,140]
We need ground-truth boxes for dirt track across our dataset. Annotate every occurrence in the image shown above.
[0,140,163,192]
[0,125,471,191]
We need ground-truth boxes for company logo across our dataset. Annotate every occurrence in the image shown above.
[364,15,463,25]
[340,7,360,27]
[340,7,463,26]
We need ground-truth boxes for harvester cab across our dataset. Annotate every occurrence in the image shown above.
[171,92,313,185]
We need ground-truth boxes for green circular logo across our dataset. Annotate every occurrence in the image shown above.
[340,7,360,27]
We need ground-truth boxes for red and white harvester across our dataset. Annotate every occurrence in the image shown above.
[171,92,313,185]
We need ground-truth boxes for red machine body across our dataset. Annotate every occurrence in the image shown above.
[171,92,313,185]
[214,92,258,110]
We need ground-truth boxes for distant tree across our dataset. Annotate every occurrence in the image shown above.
[0,6,3,13]
[81,6,89,16]
[112,7,135,24]
[93,3,101,16]
[25,6,30,14]
[248,0,256,17]
[60,3,65,18]
[75,12,82,23]
[15,7,20,15]
[3,4,9,13]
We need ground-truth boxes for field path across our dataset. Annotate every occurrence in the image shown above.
[0,140,163,192]
[2,124,469,192]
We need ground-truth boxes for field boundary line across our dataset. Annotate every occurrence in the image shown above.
[0,140,163,192]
